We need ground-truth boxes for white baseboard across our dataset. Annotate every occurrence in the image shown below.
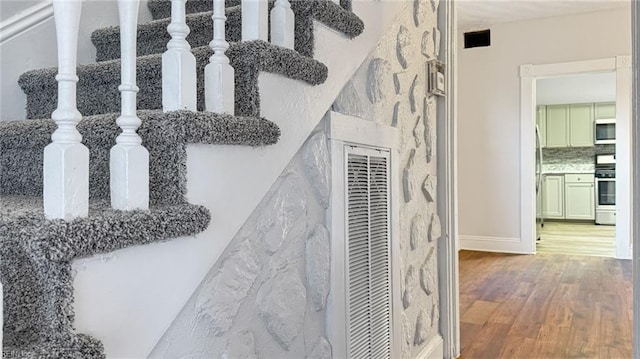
[416,335,444,359]
[0,1,53,44]
[459,235,534,254]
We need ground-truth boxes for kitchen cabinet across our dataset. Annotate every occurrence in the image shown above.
[537,105,547,147]
[542,175,564,219]
[543,104,594,148]
[569,104,594,147]
[594,102,615,119]
[564,174,595,220]
[545,105,569,148]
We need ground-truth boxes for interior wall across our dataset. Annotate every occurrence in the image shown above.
[0,0,44,21]
[457,6,631,247]
[150,123,332,358]
[331,1,444,356]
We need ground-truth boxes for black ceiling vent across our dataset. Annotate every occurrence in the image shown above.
[464,30,491,49]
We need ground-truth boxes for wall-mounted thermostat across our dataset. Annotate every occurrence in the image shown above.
[427,60,446,97]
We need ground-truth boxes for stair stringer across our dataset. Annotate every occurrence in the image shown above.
[70,1,405,357]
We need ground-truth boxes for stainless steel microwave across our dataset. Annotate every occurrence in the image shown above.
[595,118,616,145]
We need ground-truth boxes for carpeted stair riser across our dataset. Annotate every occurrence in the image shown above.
[20,41,327,120]
[3,334,104,359]
[1,110,280,204]
[1,197,210,358]
[92,0,363,61]
[92,5,243,62]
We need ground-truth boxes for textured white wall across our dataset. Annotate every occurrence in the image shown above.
[331,0,444,356]
[457,6,631,244]
[0,0,152,121]
[149,124,332,358]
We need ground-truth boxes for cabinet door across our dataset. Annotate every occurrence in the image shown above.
[569,104,594,147]
[537,106,547,147]
[565,182,595,220]
[594,102,616,119]
[543,175,564,219]
[545,105,569,147]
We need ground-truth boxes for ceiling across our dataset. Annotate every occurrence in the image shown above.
[536,72,616,105]
[457,0,628,31]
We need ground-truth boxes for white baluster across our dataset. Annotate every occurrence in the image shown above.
[242,0,268,41]
[110,0,149,211]
[162,0,196,111]
[44,0,89,220]
[205,0,234,114]
[270,0,294,49]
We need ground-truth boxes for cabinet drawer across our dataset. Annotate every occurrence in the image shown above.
[564,174,594,183]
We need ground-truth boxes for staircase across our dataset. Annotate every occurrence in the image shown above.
[0,0,403,357]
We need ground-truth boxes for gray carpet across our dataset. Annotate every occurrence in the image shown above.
[20,41,328,119]
[1,196,210,359]
[2,0,363,356]
[1,110,280,204]
[92,0,363,61]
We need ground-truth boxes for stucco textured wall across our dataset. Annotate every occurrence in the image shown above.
[331,0,443,357]
[150,1,441,357]
[150,123,332,358]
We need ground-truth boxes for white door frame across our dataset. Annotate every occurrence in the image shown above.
[437,0,459,358]
[631,2,640,357]
[519,57,633,259]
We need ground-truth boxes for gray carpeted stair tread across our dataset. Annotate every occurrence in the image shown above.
[3,334,104,359]
[92,6,242,62]
[1,195,209,358]
[92,0,363,62]
[0,196,211,262]
[145,0,353,20]
[1,109,280,204]
[20,41,327,120]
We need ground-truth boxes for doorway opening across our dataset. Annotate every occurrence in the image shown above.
[520,57,632,260]
[534,72,618,257]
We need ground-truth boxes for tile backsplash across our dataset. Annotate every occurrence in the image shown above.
[543,145,615,165]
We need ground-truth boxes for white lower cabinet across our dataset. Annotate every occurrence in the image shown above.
[542,175,564,219]
[564,174,595,220]
[541,173,595,220]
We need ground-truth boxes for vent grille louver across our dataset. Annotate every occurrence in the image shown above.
[347,152,391,359]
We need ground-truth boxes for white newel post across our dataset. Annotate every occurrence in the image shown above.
[205,0,234,114]
[110,0,150,211]
[162,0,197,111]
[270,0,294,49]
[44,0,89,220]
[241,0,268,41]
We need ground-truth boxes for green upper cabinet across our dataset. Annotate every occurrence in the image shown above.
[545,105,569,147]
[569,104,594,147]
[541,103,595,148]
[537,105,547,147]
[594,102,616,119]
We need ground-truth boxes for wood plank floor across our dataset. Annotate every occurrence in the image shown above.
[459,250,632,359]
[537,222,616,257]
